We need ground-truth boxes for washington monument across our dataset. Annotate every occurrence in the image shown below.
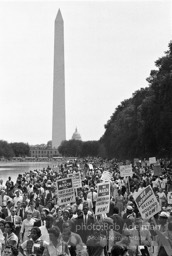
[52,9,66,148]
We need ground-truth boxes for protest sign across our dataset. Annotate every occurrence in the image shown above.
[101,171,112,181]
[119,165,133,177]
[149,157,156,165]
[56,178,75,206]
[134,185,161,219]
[168,192,172,204]
[153,165,162,176]
[87,164,93,170]
[95,182,110,215]
[126,160,131,165]
[67,173,82,188]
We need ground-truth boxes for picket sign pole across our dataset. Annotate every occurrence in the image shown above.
[128,177,130,194]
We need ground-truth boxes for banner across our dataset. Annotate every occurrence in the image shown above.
[149,157,156,165]
[134,185,161,219]
[56,178,75,206]
[168,192,172,204]
[95,182,110,215]
[67,173,82,188]
[153,164,162,176]
[119,165,133,177]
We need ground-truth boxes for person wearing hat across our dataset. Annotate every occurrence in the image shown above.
[123,206,136,229]
[158,211,169,232]
[13,190,23,207]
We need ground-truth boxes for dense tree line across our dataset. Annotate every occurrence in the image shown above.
[101,41,172,160]
[58,140,106,158]
[0,141,30,158]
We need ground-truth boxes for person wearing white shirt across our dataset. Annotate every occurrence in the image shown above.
[13,190,23,207]
[39,214,54,244]
[82,192,93,212]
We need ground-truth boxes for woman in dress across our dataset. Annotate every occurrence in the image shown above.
[43,226,69,256]
[20,209,35,243]
[115,190,124,215]
[4,222,18,248]
[20,227,47,256]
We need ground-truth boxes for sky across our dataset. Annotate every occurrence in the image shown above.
[0,0,172,145]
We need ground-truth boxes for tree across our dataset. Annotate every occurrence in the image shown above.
[10,142,30,157]
[101,41,172,159]
[0,140,14,158]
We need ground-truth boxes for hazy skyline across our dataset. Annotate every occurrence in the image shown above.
[0,1,171,145]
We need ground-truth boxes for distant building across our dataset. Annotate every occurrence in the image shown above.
[71,128,82,141]
[30,141,59,158]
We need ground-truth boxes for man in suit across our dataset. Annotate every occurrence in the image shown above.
[74,202,94,244]
[55,209,72,232]
[5,206,22,236]
[110,206,124,234]
[16,202,27,220]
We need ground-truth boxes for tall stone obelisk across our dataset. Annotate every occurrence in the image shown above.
[52,9,66,148]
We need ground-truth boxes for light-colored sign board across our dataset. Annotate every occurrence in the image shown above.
[101,171,112,181]
[56,178,75,206]
[134,185,161,219]
[67,173,82,188]
[149,157,156,165]
[95,182,110,215]
[119,165,133,177]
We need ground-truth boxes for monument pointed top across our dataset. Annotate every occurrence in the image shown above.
[55,9,63,23]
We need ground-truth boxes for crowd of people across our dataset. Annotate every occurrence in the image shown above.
[0,157,171,256]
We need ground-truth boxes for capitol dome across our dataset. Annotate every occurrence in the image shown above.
[72,128,82,141]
